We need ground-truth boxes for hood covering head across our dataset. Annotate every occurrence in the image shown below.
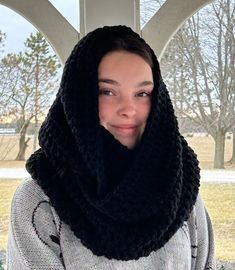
[26,25,200,260]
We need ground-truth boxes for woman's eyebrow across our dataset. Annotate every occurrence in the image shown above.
[99,78,153,87]
[98,78,120,85]
[136,81,154,87]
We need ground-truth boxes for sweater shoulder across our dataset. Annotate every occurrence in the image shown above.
[10,178,59,240]
[8,178,65,269]
[12,178,49,206]
[10,177,61,232]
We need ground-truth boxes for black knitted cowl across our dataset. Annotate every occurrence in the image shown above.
[26,25,200,261]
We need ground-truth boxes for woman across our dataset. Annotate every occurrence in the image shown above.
[7,25,215,269]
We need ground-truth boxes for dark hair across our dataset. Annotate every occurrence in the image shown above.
[103,34,154,68]
[67,26,158,82]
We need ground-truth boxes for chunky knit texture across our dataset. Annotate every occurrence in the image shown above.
[7,179,215,269]
[26,25,201,260]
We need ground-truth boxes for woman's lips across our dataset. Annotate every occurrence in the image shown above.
[110,125,138,136]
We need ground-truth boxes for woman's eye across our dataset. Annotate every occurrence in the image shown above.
[137,91,152,97]
[99,89,114,96]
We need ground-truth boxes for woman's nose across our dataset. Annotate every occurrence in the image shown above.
[117,98,137,118]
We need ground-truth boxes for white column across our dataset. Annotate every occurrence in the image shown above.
[142,0,214,59]
[79,0,140,37]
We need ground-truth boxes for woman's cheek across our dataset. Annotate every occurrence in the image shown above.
[98,101,111,125]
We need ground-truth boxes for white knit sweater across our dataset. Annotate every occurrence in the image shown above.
[7,179,215,269]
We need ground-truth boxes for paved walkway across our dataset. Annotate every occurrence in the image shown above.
[0,168,235,183]
[0,168,29,179]
[200,169,235,183]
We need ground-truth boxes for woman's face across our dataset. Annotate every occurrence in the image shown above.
[98,51,153,149]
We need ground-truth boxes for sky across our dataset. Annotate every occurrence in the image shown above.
[0,0,79,54]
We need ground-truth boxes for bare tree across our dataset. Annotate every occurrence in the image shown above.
[0,32,60,160]
[0,30,6,55]
[161,0,235,168]
[0,30,7,102]
[23,32,61,152]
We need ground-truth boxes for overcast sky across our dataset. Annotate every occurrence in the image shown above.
[0,0,79,54]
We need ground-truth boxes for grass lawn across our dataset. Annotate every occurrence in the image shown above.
[0,179,21,251]
[200,183,235,262]
[186,135,234,170]
[0,135,35,162]
[0,134,234,170]
[0,179,234,263]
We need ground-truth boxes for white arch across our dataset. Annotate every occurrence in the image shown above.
[142,0,215,59]
[0,0,79,64]
[0,0,215,63]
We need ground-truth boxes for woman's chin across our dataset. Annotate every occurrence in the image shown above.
[114,136,137,150]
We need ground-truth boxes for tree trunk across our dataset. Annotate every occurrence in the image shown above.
[15,120,30,161]
[33,54,39,152]
[213,130,226,169]
[229,128,235,164]
[33,119,39,152]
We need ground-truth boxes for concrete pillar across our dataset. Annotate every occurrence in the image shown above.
[0,0,79,64]
[142,0,214,59]
[79,0,140,37]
